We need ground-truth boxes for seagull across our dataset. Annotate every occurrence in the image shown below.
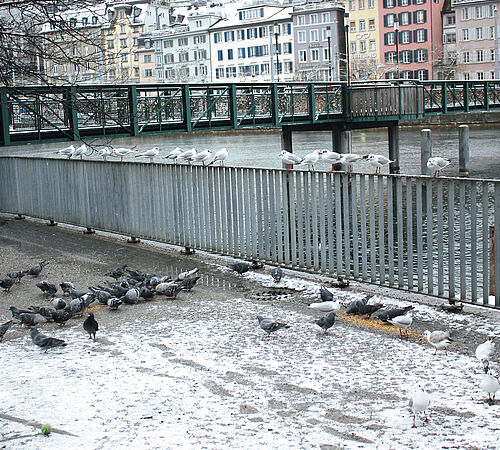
[191,149,212,166]
[388,314,413,337]
[271,267,283,283]
[480,370,500,404]
[166,147,182,163]
[409,384,431,428]
[209,147,228,166]
[298,149,321,171]
[73,143,87,160]
[365,154,394,174]
[427,157,451,177]
[112,147,134,162]
[98,147,112,161]
[423,330,453,355]
[308,301,341,313]
[476,339,495,373]
[30,328,67,352]
[83,312,98,342]
[136,147,160,163]
[339,153,364,173]
[257,315,290,336]
[279,150,302,169]
[320,149,342,171]
[178,148,197,164]
[57,145,76,158]
[314,312,336,334]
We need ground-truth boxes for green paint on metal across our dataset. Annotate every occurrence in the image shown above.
[0,89,11,146]
[128,86,139,136]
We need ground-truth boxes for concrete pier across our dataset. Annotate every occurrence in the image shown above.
[421,128,432,176]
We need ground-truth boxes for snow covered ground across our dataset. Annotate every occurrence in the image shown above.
[1,265,499,449]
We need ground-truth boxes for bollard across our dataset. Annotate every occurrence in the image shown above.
[459,124,470,177]
[420,129,432,176]
[281,127,293,170]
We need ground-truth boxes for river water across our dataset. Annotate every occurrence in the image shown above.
[2,124,500,179]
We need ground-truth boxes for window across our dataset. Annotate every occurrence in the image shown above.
[179,52,188,62]
[120,38,127,48]
[134,53,139,62]
[311,30,319,41]
[402,50,411,63]
[491,26,496,39]
[165,53,174,63]
[350,41,356,53]
[386,0,394,8]
[283,42,292,54]
[258,26,268,38]
[359,0,365,9]
[224,31,235,42]
[213,32,222,43]
[369,19,375,30]
[239,8,264,20]
[227,49,233,60]
[349,0,355,11]
[217,50,223,61]
[369,40,376,51]
[108,40,114,49]
[323,48,330,60]
[299,50,307,62]
[447,15,456,25]
[401,0,409,5]
[311,14,318,24]
[444,33,456,43]
[462,29,470,41]
[323,28,330,40]
[164,40,173,48]
[461,8,472,21]
[385,14,394,28]
[477,49,484,62]
[322,12,330,22]
[194,35,206,44]
[298,31,306,43]
[144,68,153,78]
[142,54,151,63]
[238,48,246,58]
[415,48,427,62]
[368,0,375,7]
[298,15,305,25]
[386,32,395,45]
[415,10,426,24]
[359,19,366,31]
[401,31,411,44]
[385,51,396,63]
[350,21,356,32]
[283,23,292,35]
[82,17,88,26]
[311,49,319,61]
[215,68,224,79]
[463,51,470,63]
[359,40,366,52]
[120,24,126,34]
[178,38,188,46]
[477,71,484,80]
[400,12,411,26]
[226,67,236,78]
[491,49,496,62]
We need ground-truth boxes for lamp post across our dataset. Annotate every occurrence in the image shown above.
[495,6,499,80]
[344,13,350,85]
[326,25,332,81]
[394,17,400,79]
[274,21,280,82]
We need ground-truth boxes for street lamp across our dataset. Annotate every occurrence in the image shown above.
[326,25,332,81]
[394,17,400,79]
[344,13,351,85]
[274,21,280,82]
[494,6,499,79]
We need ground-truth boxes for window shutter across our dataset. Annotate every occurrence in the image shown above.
[423,49,428,61]
[408,31,412,43]
[384,33,389,45]
[239,11,242,20]
[384,15,388,27]
[407,12,412,24]
[214,34,218,43]
[423,10,427,22]
[424,29,428,41]
[383,0,388,8]
[413,11,417,22]
[398,0,402,5]
[407,70,414,79]
[408,51,413,63]
[423,69,428,80]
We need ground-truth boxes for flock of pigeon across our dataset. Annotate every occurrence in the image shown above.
[56,143,451,176]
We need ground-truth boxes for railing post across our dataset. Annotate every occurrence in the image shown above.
[459,124,470,177]
[309,83,316,123]
[66,86,79,142]
[128,85,139,136]
[281,126,293,169]
[421,128,432,176]
[464,81,469,113]
[388,123,400,174]
[442,82,448,114]
[182,85,192,132]
[229,84,238,129]
[0,88,11,146]
[271,83,279,126]
[485,81,490,110]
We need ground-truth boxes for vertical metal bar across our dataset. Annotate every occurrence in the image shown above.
[249,168,257,258]
[387,177,394,286]
[396,178,404,288]
[426,178,433,295]
[220,167,228,253]
[495,182,500,306]
[351,174,359,278]
[262,169,271,261]
[297,172,305,267]
[406,179,414,290]
[275,170,284,264]
[268,170,277,262]
[448,180,456,300]
[128,85,139,136]
[437,180,444,296]
[311,173,320,271]
[343,174,351,278]
[237,168,245,257]
[202,165,210,250]
[68,87,80,142]
[369,175,376,282]
[459,181,466,299]
[304,172,312,268]
[319,173,327,273]
[378,175,385,284]
[416,179,423,292]
[255,170,263,259]
[289,172,298,267]
[182,85,192,132]
[230,168,239,255]
[470,182,477,302]
[326,174,334,274]
[360,175,368,280]
[208,167,216,251]
[282,171,291,266]
[335,173,343,275]
[0,89,11,146]
[482,183,489,304]
[244,168,252,258]
[230,84,238,129]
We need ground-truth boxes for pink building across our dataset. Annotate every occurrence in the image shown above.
[379,0,444,79]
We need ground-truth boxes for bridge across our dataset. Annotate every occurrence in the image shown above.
[1,80,500,149]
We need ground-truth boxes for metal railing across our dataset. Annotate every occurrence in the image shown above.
[1,156,499,308]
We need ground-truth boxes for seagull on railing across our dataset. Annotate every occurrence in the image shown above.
[178,148,197,164]
[279,150,302,169]
[57,145,75,159]
[136,147,160,163]
[112,147,134,162]
[339,153,364,173]
[191,149,212,166]
[209,147,228,166]
[427,157,451,177]
[298,149,321,171]
[320,149,341,171]
[165,147,182,163]
[73,143,87,160]
[98,147,112,161]
[365,154,394,174]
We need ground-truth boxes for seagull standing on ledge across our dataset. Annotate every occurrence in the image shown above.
[178,148,197,164]
[166,147,182,163]
[365,154,394,174]
[298,149,321,171]
[112,148,134,162]
[98,147,112,161]
[57,145,75,158]
[320,149,342,171]
[136,147,160,163]
[209,147,228,166]
[279,150,302,169]
[339,153,364,173]
[73,143,87,160]
[191,149,212,166]
[427,157,451,177]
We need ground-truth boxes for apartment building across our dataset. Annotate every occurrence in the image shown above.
[436,0,457,79]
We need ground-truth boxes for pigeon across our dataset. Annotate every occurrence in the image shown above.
[427,156,451,177]
[228,262,250,276]
[476,339,495,373]
[50,297,67,310]
[7,271,26,283]
[67,287,87,300]
[66,294,94,317]
[125,268,147,282]
[73,143,87,160]
[209,147,228,166]
[122,287,140,304]
[315,312,336,334]
[320,285,334,302]
[345,295,382,317]
[279,150,302,169]
[271,267,283,283]
[0,320,14,342]
[166,147,182,163]
[364,154,394,174]
[29,306,57,322]
[140,286,155,299]
[298,149,321,171]
[257,315,290,336]
[99,282,128,297]
[155,283,182,299]
[52,309,73,326]
[308,301,341,313]
[0,277,15,292]
[423,330,453,355]
[87,288,111,305]
[59,281,75,295]
[105,264,127,280]
[19,312,39,327]
[191,149,212,166]
[83,312,98,342]
[480,370,500,404]
[409,384,431,428]
[388,314,413,337]
[57,144,76,158]
[10,306,35,319]
[377,306,414,322]
[26,260,49,277]
[320,149,342,171]
[339,153,363,173]
[98,147,112,161]
[112,147,134,162]
[136,147,160,163]
[176,268,199,281]
[30,328,67,352]
[36,280,58,296]
[180,276,200,292]
[107,297,122,310]
[178,148,197,164]
[330,277,350,289]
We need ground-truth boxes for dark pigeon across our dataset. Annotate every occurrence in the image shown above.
[59,281,75,296]
[50,297,67,310]
[26,260,49,277]
[377,305,414,323]
[83,312,98,342]
[125,268,147,282]
[140,286,155,300]
[105,264,127,280]
[271,267,283,283]
[228,262,250,276]
[155,283,182,299]
[36,280,58,296]
[10,306,35,319]
[52,309,72,326]
[180,276,200,292]
[7,271,26,283]
[100,282,128,297]
[0,277,15,292]
[330,277,350,289]
[346,295,376,315]
[315,312,336,334]
[0,320,14,341]
[66,294,94,317]
[257,315,290,335]
[29,306,57,321]
[320,286,334,302]
[30,328,66,352]
[107,297,122,310]
[89,287,112,305]
[19,312,39,327]
[67,287,87,300]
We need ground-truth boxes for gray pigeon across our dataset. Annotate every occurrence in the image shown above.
[52,309,72,326]
[29,306,57,321]
[122,287,140,304]
[315,312,336,334]
[59,281,75,296]
[0,320,14,341]
[7,271,26,283]
[0,277,15,292]
[377,306,414,322]
[228,262,250,276]
[257,315,290,335]
[320,286,334,302]
[155,283,182,299]
[105,264,127,280]
[26,260,49,277]
[10,306,34,319]
[66,294,94,317]
[50,297,67,310]
[180,276,200,292]
[89,287,112,305]
[36,280,58,296]
[346,295,382,316]
[83,312,98,342]
[30,328,66,352]
[271,267,283,283]
[19,312,39,327]
[107,297,122,310]
[67,287,87,300]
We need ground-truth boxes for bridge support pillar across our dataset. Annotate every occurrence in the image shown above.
[459,124,470,177]
[388,124,400,174]
[421,129,432,176]
[281,127,293,169]
[332,127,351,171]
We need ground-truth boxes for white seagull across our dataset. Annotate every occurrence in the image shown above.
[479,370,500,404]
[178,148,197,164]
[298,149,321,171]
[476,338,495,373]
[339,153,364,173]
[98,147,112,161]
[191,149,212,166]
[57,145,75,159]
[112,147,134,162]
[136,147,160,163]
[308,301,341,313]
[73,143,88,160]
[409,384,431,428]
[388,314,412,337]
[365,154,394,174]
[209,147,228,166]
[279,150,302,169]
[427,156,451,177]
[166,147,182,163]
[423,330,453,355]
[320,149,342,172]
